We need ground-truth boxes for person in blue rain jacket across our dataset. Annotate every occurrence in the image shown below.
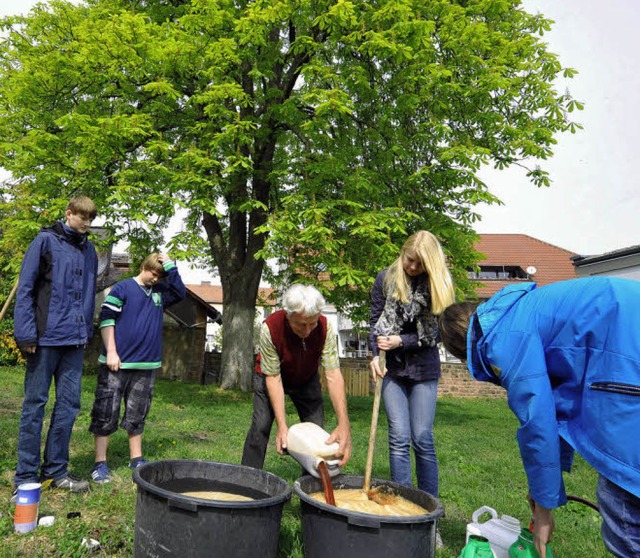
[438,277,640,558]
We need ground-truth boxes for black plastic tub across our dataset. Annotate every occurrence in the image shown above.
[294,474,444,558]
[132,460,291,558]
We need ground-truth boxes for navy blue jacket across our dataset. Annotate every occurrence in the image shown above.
[14,222,98,348]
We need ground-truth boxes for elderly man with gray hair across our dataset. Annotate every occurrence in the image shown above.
[241,284,352,470]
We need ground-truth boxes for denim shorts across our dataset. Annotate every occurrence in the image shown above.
[89,365,157,436]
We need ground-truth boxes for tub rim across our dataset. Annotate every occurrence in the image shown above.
[132,459,292,510]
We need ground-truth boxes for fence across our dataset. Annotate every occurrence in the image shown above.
[201,353,504,399]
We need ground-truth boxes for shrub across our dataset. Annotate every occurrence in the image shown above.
[0,318,25,366]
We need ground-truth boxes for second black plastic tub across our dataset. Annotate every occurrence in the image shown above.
[132,460,291,558]
[294,474,444,558]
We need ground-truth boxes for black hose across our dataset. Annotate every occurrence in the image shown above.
[567,494,600,513]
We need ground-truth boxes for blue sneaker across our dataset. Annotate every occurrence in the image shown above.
[129,457,148,470]
[90,462,111,484]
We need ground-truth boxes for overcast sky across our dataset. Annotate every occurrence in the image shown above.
[476,0,640,256]
[1,0,637,259]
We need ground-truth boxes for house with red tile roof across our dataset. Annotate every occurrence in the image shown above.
[471,234,578,299]
[435,233,579,363]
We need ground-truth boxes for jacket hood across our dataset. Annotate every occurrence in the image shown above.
[45,221,89,247]
[467,282,538,383]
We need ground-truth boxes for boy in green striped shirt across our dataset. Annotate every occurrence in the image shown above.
[89,253,185,483]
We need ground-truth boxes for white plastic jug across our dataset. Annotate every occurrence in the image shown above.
[286,422,342,478]
[465,506,521,558]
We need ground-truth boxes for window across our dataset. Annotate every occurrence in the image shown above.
[467,266,528,280]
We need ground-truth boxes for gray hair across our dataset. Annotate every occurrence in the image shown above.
[282,284,326,316]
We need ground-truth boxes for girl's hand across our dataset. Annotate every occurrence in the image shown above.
[369,356,386,380]
[377,335,402,351]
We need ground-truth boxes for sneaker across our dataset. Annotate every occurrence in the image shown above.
[10,487,17,505]
[90,462,111,484]
[51,474,90,493]
[129,457,148,470]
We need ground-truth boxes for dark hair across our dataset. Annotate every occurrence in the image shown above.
[437,302,478,361]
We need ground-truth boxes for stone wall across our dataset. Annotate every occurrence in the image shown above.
[438,362,505,399]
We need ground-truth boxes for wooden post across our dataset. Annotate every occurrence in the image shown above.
[0,279,19,323]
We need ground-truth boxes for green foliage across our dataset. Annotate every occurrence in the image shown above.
[0,366,604,557]
[0,0,582,387]
[0,319,23,367]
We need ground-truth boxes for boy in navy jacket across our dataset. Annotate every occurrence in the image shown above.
[88,253,185,482]
[13,196,98,500]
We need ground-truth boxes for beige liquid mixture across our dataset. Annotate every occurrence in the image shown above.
[181,491,254,502]
[309,489,428,516]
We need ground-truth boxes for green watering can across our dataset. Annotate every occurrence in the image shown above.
[508,528,554,558]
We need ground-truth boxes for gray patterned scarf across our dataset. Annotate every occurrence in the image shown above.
[373,274,439,347]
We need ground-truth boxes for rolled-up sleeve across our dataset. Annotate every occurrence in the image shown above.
[321,321,340,371]
[258,322,281,376]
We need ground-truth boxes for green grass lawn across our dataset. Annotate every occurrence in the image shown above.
[0,365,606,557]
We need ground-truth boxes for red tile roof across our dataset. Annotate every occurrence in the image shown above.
[473,234,577,298]
[185,283,277,306]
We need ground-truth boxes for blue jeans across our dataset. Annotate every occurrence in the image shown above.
[597,474,640,557]
[382,375,439,496]
[15,346,84,485]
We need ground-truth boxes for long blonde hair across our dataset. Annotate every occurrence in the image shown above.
[383,230,455,314]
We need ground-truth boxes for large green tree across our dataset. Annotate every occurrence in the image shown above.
[0,0,580,390]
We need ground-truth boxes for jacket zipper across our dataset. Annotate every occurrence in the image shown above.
[590,382,640,396]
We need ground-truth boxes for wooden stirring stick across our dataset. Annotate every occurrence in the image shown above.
[363,350,385,493]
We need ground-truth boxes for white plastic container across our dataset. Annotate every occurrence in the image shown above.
[286,422,341,478]
[465,506,521,558]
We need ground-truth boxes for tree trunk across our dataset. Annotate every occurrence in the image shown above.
[218,265,264,392]
[219,298,256,391]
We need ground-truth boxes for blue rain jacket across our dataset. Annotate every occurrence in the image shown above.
[467,277,640,508]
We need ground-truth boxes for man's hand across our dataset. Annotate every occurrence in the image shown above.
[528,494,555,557]
[275,425,289,455]
[327,423,352,467]
[22,344,36,354]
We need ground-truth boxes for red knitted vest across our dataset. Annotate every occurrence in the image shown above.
[256,309,327,388]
